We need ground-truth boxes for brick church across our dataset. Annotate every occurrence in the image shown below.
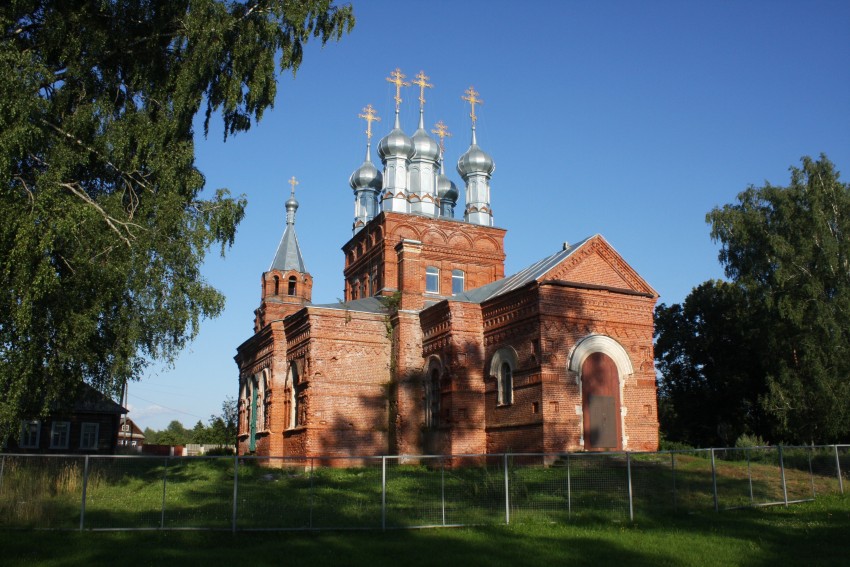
[235,71,659,459]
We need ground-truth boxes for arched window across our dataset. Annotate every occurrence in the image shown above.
[499,362,513,406]
[273,275,280,295]
[425,266,439,294]
[352,280,360,300]
[290,362,300,429]
[426,367,440,429]
[451,269,465,295]
[490,347,518,407]
[363,275,370,297]
[371,265,379,295]
[288,276,297,296]
[249,376,259,451]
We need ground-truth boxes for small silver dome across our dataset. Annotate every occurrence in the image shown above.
[412,127,440,162]
[349,158,383,191]
[457,143,495,178]
[436,173,458,202]
[286,194,299,210]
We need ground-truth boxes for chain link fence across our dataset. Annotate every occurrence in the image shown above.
[0,445,846,531]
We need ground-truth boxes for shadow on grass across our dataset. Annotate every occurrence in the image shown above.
[0,495,847,567]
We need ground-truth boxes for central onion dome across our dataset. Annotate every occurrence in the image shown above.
[377,114,415,161]
[349,148,383,191]
[456,129,495,178]
[411,113,440,162]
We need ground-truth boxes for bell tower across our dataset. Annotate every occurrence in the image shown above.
[255,176,312,331]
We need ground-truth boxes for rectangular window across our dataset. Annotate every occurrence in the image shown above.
[425,266,439,294]
[452,269,465,295]
[80,422,99,450]
[50,421,70,449]
[20,420,40,448]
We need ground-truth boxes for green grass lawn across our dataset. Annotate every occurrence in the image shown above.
[0,494,847,567]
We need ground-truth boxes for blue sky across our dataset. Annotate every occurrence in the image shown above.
[128,0,850,430]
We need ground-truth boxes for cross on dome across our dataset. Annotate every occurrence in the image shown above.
[358,104,381,140]
[431,120,452,153]
[412,70,433,110]
[288,175,299,196]
[462,86,483,125]
[385,68,410,111]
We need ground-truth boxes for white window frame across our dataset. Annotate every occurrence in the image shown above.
[425,266,440,294]
[50,421,70,450]
[20,420,40,448]
[451,269,465,295]
[80,422,99,450]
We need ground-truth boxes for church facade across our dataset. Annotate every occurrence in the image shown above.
[235,71,659,459]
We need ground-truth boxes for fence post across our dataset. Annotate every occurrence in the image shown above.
[160,457,169,529]
[503,453,510,525]
[381,456,387,531]
[670,452,677,511]
[231,455,239,533]
[807,446,816,499]
[441,458,446,526]
[308,457,314,529]
[79,455,89,531]
[567,453,572,519]
[747,448,754,506]
[710,448,718,512]
[626,452,634,522]
[835,445,844,495]
[779,445,788,507]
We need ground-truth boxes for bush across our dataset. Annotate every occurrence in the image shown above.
[734,433,768,449]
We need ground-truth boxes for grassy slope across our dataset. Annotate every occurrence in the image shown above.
[1,494,847,567]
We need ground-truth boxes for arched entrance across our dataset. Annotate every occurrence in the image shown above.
[581,352,621,450]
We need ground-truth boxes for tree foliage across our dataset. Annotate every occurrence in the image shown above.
[654,281,767,446]
[142,397,237,446]
[656,155,850,445]
[0,1,354,439]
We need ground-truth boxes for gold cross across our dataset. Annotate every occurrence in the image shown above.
[431,120,452,153]
[462,86,483,125]
[412,70,433,109]
[288,176,298,196]
[386,68,410,111]
[358,104,381,140]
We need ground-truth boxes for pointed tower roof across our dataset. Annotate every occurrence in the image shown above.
[270,176,307,272]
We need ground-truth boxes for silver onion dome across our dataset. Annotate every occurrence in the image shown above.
[412,127,440,161]
[349,147,383,191]
[436,172,458,202]
[377,110,415,160]
[457,129,495,178]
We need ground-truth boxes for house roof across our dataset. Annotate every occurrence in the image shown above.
[73,383,127,414]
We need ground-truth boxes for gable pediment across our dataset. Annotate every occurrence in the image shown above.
[542,235,657,297]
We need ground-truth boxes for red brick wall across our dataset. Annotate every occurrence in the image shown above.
[342,212,506,301]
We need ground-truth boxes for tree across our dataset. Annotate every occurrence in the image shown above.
[156,419,190,446]
[0,1,354,439]
[654,280,768,446]
[707,155,850,443]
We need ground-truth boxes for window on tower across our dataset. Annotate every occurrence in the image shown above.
[288,276,297,296]
[425,266,439,294]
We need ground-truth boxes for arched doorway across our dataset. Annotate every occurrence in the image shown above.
[581,352,620,450]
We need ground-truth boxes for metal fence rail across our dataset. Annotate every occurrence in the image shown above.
[0,445,846,531]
